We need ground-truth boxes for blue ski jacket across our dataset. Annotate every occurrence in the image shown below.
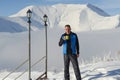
[59,32,79,54]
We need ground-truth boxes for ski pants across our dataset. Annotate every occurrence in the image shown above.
[64,54,81,80]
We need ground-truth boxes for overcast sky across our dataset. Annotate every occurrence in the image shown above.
[0,0,120,16]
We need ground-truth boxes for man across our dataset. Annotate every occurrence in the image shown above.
[59,24,81,80]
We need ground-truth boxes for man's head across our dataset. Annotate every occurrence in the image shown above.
[65,24,71,34]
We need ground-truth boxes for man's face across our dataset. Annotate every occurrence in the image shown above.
[65,26,71,34]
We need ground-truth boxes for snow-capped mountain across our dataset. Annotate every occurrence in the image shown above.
[1,4,120,80]
[0,4,120,32]
[0,17,27,32]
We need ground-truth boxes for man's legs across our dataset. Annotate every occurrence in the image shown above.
[69,54,81,80]
[64,54,70,80]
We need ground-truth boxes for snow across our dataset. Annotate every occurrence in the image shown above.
[0,4,120,33]
[9,5,34,17]
[0,17,27,32]
[0,27,120,70]
[0,3,120,80]
[0,61,120,80]
[0,27,120,79]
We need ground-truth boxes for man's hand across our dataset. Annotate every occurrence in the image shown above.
[76,54,79,58]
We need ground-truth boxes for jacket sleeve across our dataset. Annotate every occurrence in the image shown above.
[76,34,79,54]
[59,35,64,46]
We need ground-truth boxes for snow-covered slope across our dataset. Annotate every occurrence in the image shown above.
[0,27,120,71]
[0,4,120,80]
[0,4,120,32]
[0,27,120,79]
[1,61,120,80]
[0,17,27,32]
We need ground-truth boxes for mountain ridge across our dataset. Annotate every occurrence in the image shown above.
[0,4,120,32]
